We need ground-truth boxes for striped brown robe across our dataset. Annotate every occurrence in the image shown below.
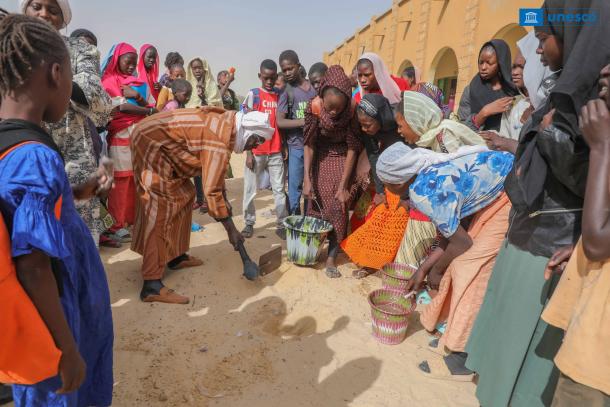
[130,107,236,280]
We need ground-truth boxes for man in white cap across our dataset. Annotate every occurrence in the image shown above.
[129,107,274,304]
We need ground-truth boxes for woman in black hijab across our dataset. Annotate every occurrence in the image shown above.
[356,93,404,200]
[463,39,519,131]
[343,94,408,279]
[465,1,610,406]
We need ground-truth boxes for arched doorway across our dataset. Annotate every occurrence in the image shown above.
[429,47,459,112]
[397,59,415,79]
[493,24,528,60]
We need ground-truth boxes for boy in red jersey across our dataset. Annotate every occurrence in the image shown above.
[241,59,288,240]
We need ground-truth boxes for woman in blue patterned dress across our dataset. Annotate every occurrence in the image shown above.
[377,142,513,380]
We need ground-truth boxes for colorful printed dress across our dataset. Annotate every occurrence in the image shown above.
[409,151,514,237]
[0,134,113,407]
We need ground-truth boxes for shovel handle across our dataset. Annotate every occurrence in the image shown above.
[236,241,251,263]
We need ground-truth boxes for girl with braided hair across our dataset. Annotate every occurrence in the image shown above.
[0,10,113,407]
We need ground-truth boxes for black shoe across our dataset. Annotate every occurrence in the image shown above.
[0,384,13,405]
[275,228,286,241]
[242,225,254,238]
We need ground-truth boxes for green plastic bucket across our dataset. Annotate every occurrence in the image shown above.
[283,215,333,266]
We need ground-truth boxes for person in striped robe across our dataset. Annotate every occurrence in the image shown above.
[130,107,273,304]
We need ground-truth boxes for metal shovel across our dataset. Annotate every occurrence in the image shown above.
[237,242,283,280]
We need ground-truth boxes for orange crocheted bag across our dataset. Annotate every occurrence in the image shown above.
[341,190,409,270]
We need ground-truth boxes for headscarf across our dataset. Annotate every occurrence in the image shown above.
[137,44,160,102]
[359,52,403,104]
[542,0,610,137]
[101,43,148,135]
[304,65,355,146]
[20,0,72,29]
[509,0,608,208]
[101,42,144,98]
[70,28,97,46]
[234,111,274,154]
[358,94,397,134]
[186,57,223,108]
[467,39,519,131]
[402,91,485,153]
[376,142,488,185]
[413,82,451,119]
[517,31,552,110]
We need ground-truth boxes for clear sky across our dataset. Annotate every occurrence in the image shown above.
[2,0,392,96]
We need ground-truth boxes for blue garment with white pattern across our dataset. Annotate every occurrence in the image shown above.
[409,151,513,237]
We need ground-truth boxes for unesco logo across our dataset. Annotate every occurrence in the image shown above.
[519,8,598,27]
[520,8,544,26]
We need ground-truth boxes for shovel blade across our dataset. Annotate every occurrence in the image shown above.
[258,246,283,276]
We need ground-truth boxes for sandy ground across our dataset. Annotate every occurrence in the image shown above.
[102,154,479,407]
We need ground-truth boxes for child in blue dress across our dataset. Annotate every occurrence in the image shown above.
[0,11,113,407]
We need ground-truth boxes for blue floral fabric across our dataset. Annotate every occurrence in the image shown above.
[0,144,113,407]
[409,151,513,237]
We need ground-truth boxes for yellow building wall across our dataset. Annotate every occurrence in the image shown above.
[324,0,538,105]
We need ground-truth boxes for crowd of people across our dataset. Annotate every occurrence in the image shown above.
[0,0,609,406]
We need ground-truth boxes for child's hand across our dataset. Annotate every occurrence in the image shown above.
[56,347,86,394]
[540,108,556,131]
[245,152,255,171]
[373,192,387,208]
[153,82,162,92]
[483,97,514,116]
[544,245,574,281]
[95,157,114,198]
[334,187,350,213]
[480,130,507,151]
[302,179,314,201]
[398,199,410,212]
[120,85,139,99]
[580,99,610,148]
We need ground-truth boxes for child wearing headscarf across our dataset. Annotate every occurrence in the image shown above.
[185,57,224,208]
[340,94,410,276]
[303,66,362,278]
[460,39,519,132]
[354,52,409,105]
[397,91,485,153]
[137,44,160,103]
[185,57,223,108]
[102,42,157,243]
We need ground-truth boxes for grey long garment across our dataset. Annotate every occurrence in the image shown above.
[48,36,112,243]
